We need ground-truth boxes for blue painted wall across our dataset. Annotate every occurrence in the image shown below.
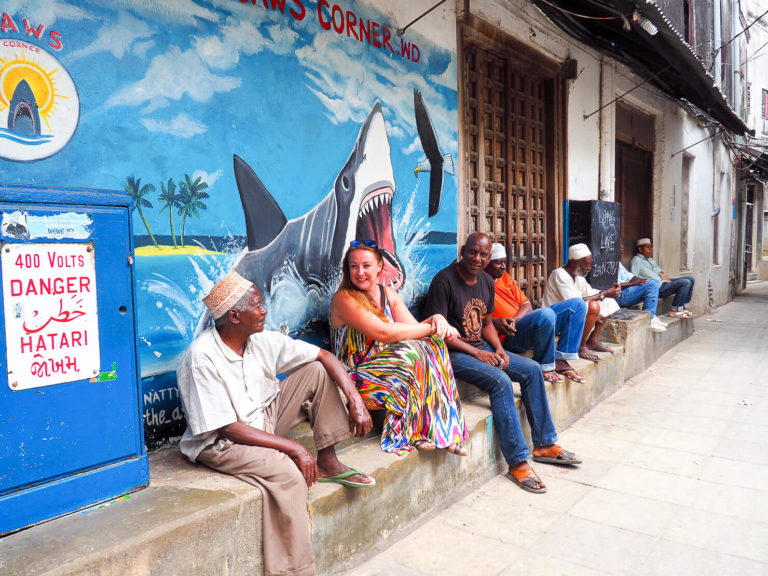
[0,1,459,446]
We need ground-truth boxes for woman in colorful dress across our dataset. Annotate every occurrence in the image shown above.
[330,240,468,456]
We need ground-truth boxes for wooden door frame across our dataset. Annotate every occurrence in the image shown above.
[457,15,568,270]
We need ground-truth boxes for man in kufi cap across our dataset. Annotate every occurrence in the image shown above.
[176,269,375,576]
[485,243,588,383]
[543,244,622,362]
[630,237,695,318]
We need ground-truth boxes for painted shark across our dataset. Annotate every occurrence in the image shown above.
[231,101,405,304]
[8,80,41,136]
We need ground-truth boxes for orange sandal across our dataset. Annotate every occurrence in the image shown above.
[507,467,547,494]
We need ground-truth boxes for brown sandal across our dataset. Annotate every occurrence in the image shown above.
[507,467,547,494]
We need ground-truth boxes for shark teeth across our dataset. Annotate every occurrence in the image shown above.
[361,192,392,215]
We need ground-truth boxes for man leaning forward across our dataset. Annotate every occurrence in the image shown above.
[177,270,375,576]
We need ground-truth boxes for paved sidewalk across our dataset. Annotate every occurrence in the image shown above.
[339,282,768,576]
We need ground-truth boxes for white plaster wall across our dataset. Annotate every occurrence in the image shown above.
[377,0,457,51]
[464,0,605,201]
[567,56,602,200]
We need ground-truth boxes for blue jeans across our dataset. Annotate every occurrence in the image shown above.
[659,276,695,310]
[449,343,558,466]
[503,299,586,371]
[616,279,660,318]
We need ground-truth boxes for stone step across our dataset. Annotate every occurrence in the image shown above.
[0,312,693,576]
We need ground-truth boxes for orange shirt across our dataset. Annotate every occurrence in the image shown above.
[492,273,529,319]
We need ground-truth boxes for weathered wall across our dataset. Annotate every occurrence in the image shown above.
[0,0,459,446]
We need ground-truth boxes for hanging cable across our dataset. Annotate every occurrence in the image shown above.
[671,127,724,157]
[583,65,672,120]
[741,38,768,66]
[534,0,620,20]
[397,0,448,36]
[712,8,768,58]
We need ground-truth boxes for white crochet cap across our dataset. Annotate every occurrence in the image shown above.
[568,243,591,260]
[490,243,507,261]
[637,237,651,247]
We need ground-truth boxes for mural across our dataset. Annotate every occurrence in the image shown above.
[0,1,459,446]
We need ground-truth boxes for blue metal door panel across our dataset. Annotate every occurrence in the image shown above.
[0,186,148,535]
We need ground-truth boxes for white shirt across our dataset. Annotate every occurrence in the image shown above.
[177,326,320,461]
[543,267,619,317]
[618,263,633,283]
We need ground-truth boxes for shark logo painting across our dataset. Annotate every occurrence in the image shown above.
[232,101,405,308]
[0,42,79,161]
[221,91,451,336]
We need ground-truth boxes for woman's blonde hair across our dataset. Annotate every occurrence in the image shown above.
[338,243,388,321]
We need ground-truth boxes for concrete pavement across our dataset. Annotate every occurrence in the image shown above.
[339,281,768,576]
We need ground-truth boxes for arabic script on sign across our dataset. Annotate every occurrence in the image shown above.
[2,243,100,390]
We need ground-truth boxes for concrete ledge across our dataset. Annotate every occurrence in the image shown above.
[0,481,263,576]
[0,317,694,576]
[604,309,694,379]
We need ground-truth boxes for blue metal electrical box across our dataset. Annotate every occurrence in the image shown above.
[0,184,149,535]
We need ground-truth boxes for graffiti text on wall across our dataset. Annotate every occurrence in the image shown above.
[1,13,63,50]
[238,0,421,62]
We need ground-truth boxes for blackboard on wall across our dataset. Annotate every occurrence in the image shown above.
[568,200,621,290]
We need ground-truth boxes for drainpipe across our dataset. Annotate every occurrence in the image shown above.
[731,0,741,115]
[713,0,722,87]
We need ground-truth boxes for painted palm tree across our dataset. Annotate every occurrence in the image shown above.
[177,174,209,247]
[124,175,158,248]
[158,178,180,248]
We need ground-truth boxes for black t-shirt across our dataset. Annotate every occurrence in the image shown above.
[423,262,495,349]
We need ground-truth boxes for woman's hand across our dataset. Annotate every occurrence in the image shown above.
[429,314,455,339]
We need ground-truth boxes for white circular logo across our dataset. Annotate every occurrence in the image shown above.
[0,40,79,162]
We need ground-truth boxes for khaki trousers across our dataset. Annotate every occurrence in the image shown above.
[197,361,350,576]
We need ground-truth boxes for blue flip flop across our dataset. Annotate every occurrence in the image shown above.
[318,468,376,488]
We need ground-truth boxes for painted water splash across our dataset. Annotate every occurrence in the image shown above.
[392,184,433,308]
[137,190,444,377]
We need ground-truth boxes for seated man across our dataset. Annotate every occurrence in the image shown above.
[485,242,588,383]
[543,243,621,362]
[630,237,695,318]
[423,232,581,495]
[177,270,375,576]
[615,240,667,332]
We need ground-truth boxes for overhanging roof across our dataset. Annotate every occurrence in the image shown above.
[528,0,750,135]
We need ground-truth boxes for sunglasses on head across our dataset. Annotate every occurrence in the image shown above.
[349,240,377,248]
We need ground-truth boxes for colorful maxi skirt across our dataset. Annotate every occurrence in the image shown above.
[353,335,468,455]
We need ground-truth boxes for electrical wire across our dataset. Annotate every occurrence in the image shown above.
[533,0,620,20]
[397,0,447,36]
[712,7,768,57]
[741,38,768,66]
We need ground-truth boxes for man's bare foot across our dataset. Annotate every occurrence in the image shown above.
[578,345,599,362]
[588,342,613,353]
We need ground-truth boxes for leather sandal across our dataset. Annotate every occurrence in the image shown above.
[507,467,547,494]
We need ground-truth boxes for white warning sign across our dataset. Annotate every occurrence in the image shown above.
[2,243,100,390]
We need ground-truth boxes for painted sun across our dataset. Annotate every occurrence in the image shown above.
[0,52,64,132]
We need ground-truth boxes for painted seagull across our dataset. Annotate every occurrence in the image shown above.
[230,101,406,307]
[413,88,454,217]
[8,80,41,136]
